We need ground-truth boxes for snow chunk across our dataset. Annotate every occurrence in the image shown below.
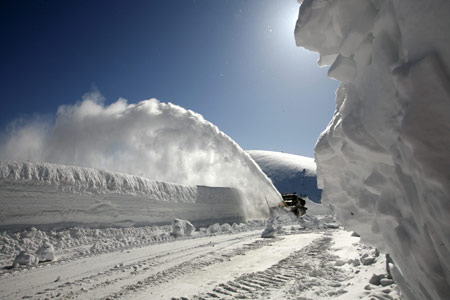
[261,218,283,238]
[220,223,232,233]
[298,214,319,229]
[328,55,356,83]
[171,219,195,237]
[207,223,221,235]
[13,251,39,267]
[36,242,55,262]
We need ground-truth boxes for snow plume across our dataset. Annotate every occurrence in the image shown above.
[295,0,450,299]
[0,91,281,219]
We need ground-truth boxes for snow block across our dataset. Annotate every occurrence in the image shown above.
[171,219,195,237]
[36,242,55,262]
[261,217,283,238]
[13,251,39,267]
[220,223,232,233]
[207,223,221,235]
[328,55,356,83]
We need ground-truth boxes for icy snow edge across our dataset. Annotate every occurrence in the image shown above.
[295,0,450,299]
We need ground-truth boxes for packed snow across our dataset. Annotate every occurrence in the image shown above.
[295,0,450,299]
[248,150,322,202]
[0,95,281,219]
[0,211,401,299]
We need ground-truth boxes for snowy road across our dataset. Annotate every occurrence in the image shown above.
[0,227,400,300]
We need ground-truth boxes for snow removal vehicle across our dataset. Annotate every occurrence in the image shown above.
[280,193,307,217]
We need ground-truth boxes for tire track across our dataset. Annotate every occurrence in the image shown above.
[174,235,350,300]
[103,236,279,299]
[6,232,262,300]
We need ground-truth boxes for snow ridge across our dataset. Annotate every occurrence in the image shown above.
[0,161,248,229]
[0,160,197,203]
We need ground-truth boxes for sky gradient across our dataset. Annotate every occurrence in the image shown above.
[0,0,338,157]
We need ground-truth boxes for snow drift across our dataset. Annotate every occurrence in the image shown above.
[247,150,322,202]
[295,0,450,299]
[0,93,282,221]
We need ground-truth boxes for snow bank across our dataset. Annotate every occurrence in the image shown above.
[0,95,281,219]
[0,160,198,201]
[0,161,247,229]
[295,0,450,299]
[247,150,322,202]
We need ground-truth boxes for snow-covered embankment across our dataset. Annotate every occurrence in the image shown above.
[0,161,243,229]
[295,0,450,299]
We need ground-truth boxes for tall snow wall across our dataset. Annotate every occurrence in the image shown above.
[0,95,282,220]
[0,161,246,229]
[295,0,450,299]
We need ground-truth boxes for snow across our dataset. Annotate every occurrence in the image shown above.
[0,96,281,219]
[171,219,195,237]
[248,150,322,203]
[12,251,39,267]
[0,160,254,229]
[295,0,450,299]
[35,242,55,262]
[261,217,283,238]
[0,221,401,299]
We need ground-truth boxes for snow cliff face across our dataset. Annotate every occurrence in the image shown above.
[295,0,450,299]
[247,150,322,203]
[0,96,281,219]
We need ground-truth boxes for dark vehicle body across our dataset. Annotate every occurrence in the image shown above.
[280,193,307,216]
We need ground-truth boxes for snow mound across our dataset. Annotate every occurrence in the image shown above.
[295,0,450,299]
[0,96,281,219]
[248,150,322,202]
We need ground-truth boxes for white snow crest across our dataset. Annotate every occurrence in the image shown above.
[0,94,281,219]
[295,0,450,299]
[0,160,197,203]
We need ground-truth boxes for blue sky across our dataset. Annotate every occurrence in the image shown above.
[0,0,337,157]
